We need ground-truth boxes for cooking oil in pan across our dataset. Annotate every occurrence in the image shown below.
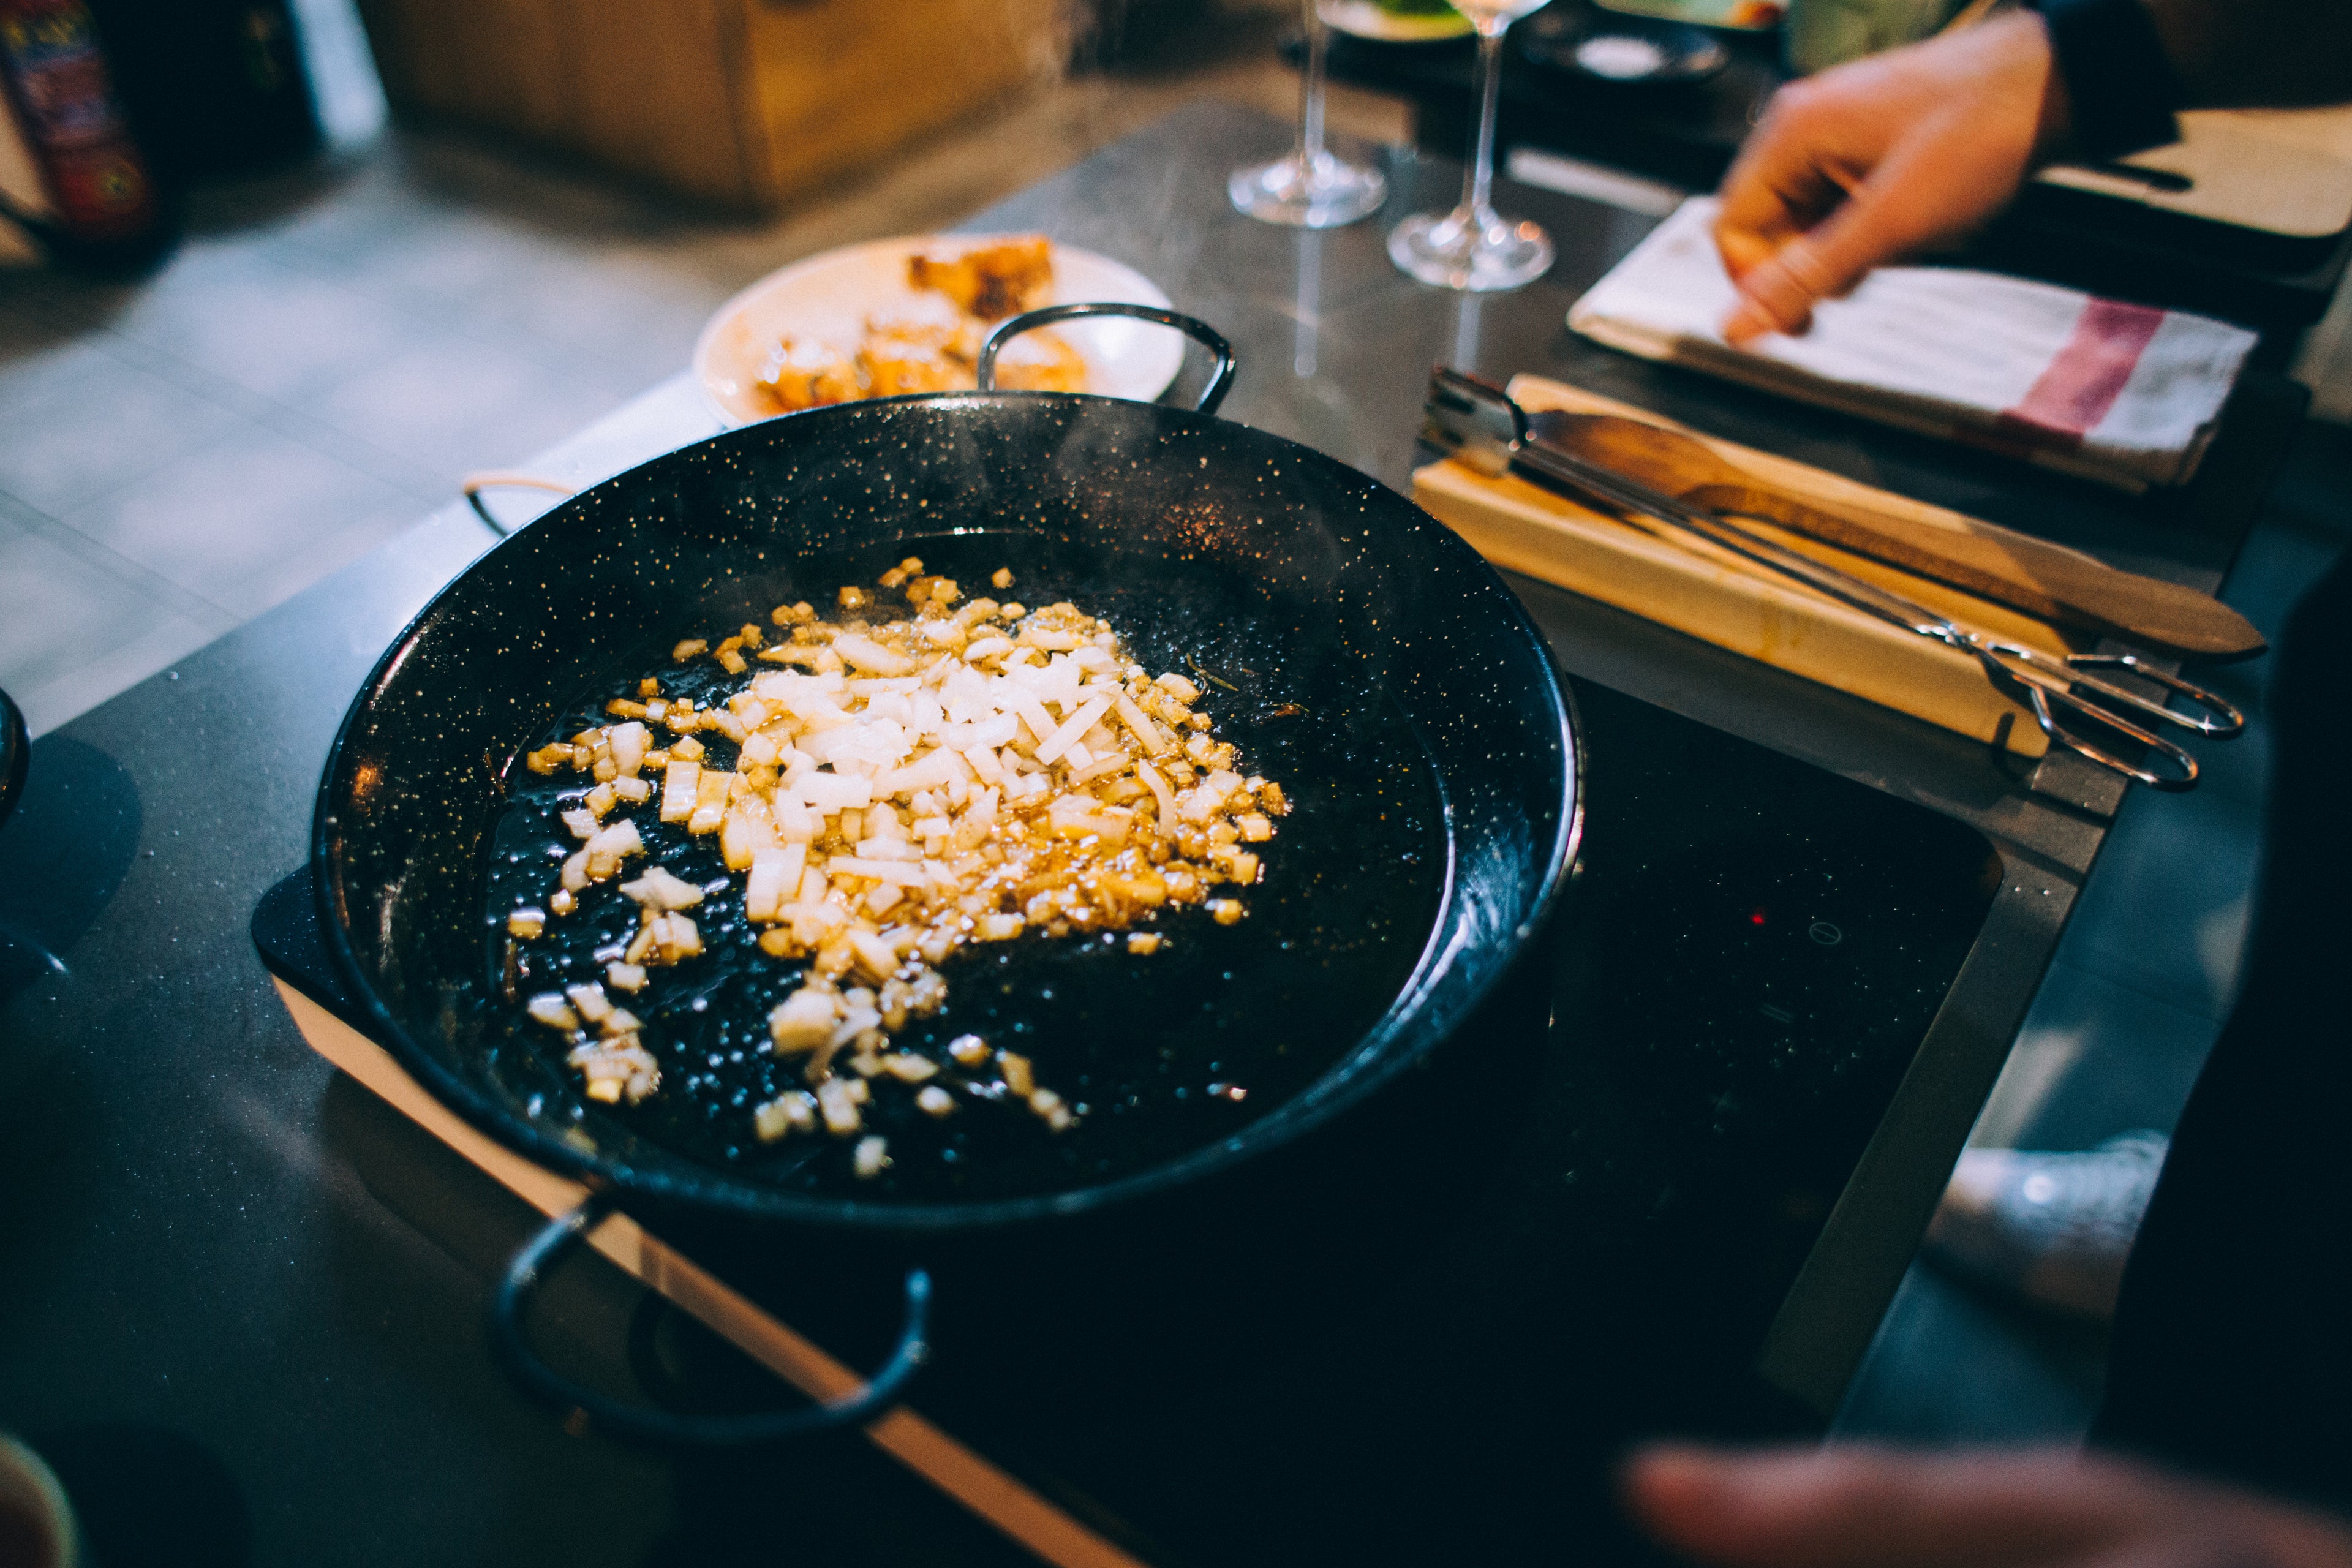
[481,533,1447,1202]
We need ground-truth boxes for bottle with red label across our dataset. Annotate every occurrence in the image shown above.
[0,0,171,269]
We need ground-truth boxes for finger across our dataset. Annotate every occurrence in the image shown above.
[1721,228,1842,344]
[1623,1446,2166,1568]
[1713,89,1853,282]
[1718,137,1947,344]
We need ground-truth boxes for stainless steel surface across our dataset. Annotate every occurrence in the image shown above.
[0,100,2305,1562]
[1425,368,2247,790]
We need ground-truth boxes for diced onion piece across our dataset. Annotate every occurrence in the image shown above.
[916,1085,956,1118]
[1210,899,1244,925]
[560,851,590,892]
[1127,932,1162,955]
[754,1090,818,1142]
[847,930,902,981]
[829,855,929,888]
[1065,753,1131,787]
[564,983,612,1024]
[772,798,818,843]
[1032,696,1110,766]
[660,760,701,823]
[835,633,915,676]
[796,771,872,812]
[673,639,708,661]
[947,1034,990,1066]
[1046,796,1132,844]
[620,865,704,910]
[606,961,647,992]
[769,987,841,1052]
[975,912,1023,941]
[744,845,794,923]
[507,908,546,939]
[561,807,600,840]
[853,1135,889,1177]
[526,993,580,1031]
[608,722,648,778]
[817,1079,862,1136]
[660,913,702,960]
[720,800,778,870]
[612,775,650,804]
[1136,762,1179,827]
[999,1051,1035,1098]
[1156,671,1200,701]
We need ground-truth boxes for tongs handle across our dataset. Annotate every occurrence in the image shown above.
[2007,669,2201,791]
[2066,653,2245,738]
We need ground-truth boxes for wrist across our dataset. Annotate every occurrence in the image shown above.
[2027,0,2184,160]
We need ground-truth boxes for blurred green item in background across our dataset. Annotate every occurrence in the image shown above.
[1783,0,1963,72]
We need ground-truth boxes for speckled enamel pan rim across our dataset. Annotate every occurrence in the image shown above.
[314,390,1584,1234]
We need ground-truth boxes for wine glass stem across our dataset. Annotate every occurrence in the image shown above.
[1455,22,1507,231]
[1296,0,1332,168]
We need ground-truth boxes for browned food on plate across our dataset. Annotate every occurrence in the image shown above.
[907,235,1053,322]
[989,327,1086,393]
[747,236,1082,420]
[864,300,986,368]
[858,334,971,397]
[755,337,862,412]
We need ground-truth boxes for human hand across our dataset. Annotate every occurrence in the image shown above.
[1713,11,2067,344]
[1623,1444,2352,1568]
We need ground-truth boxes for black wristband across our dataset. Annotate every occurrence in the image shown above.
[2029,0,2185,159]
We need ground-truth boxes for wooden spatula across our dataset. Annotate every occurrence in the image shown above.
[1529,410,2266,660]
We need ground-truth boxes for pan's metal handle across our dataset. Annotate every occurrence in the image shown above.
[977,303,1237,416]
[488,1195,932,1446]
[0,688,26,829]
[461,472,580,538]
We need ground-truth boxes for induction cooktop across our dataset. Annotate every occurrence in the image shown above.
[255,672,2000,1568]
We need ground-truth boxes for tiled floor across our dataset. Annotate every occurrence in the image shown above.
[0,0,1403,736]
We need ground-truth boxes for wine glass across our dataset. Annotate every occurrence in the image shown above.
[1387,0,1554,290]
[1228,0,1388,228]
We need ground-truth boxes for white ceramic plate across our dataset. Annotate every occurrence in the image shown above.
[694,235,1180,428]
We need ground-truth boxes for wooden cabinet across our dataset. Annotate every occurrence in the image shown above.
[353,0,1068,211]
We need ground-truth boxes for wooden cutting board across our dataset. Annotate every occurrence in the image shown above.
[1414,376,2070,757]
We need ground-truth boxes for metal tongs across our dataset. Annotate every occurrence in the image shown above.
[1422,369,2243,790]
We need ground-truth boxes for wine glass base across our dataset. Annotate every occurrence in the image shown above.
[1386,209,1554,291]
[1227,155,1388,229]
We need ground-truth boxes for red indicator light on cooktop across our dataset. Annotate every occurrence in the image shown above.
[1749,908,1767,926]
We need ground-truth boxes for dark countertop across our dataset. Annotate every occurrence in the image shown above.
[0,100,2302,1565]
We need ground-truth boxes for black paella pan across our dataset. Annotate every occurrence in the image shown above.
[313,305,1581,1442]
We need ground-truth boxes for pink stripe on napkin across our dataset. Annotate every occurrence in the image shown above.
[2000,298,2166,445]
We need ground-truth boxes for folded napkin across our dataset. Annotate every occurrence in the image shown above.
[1569,197,2257,491]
